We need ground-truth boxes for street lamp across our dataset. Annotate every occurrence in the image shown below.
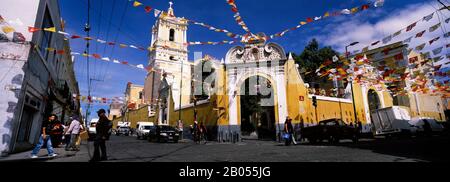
[346,42,359,124]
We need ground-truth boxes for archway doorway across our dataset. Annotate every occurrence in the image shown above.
[368,89,381,112]
[239,75,276,140]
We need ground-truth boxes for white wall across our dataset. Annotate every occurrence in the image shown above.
[0,42,29,155]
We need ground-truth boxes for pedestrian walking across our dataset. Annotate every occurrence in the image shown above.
[30,114,58,158]
[63,119,72,149]
[177,120,184,140]
[284,117,294,146]
[50,116,64,148]
[199,121,207,143]
[192,121,199,142]
[65,115,83,151]
[90,109,112,162]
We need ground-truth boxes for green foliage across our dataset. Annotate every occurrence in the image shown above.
[293,39,340,85]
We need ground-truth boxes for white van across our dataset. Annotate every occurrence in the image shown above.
[88,118,99,139]
[136,122,155,140]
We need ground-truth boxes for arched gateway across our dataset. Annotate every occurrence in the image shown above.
[221,41,289,141]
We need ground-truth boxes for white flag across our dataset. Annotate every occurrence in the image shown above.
[101,57,110,61]
[341,9,351,14]
[374,0,385,8]
[154,9,162,17]
[137,64,144,69]
[113,60,120,64]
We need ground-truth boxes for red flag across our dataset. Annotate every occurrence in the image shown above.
[70,35,81,39]
[56,50,65,55]
[228,0,235,3]
[361,4,370,10]
[145,6,152,13]
[415,30,425,38]
[92,54,101,59]
[28,26,40,33]
[306,17,313,22]
[355,55,364,60]
[406,22,417,32]
[108,42,115,45]
[231,7,238,13]
[382,48,391,55]
[429,36,440,45]
[394,53,404,60]
[409,56,418,63]
[121,61,129,65]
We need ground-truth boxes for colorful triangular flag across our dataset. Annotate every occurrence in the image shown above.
[133,1,143,7]
[43,27,56,32]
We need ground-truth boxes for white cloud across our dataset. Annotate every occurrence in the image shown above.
[316,1,450,67]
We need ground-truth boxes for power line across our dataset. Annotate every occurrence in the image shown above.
[101,0,131,84]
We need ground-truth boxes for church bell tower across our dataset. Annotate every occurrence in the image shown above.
[144,2,191,122]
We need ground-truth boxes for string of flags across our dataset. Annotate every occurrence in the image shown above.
[0,15,27,43]
[267,1,383,40]
[187,19,242,39]
[349,8,450,56]
[27,26,149,52]
[226,0,252,33]
[130,0,244,41]
[187,40,236,46]
[73,94,125,104]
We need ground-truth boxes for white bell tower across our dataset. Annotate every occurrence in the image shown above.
[144,2,191,115]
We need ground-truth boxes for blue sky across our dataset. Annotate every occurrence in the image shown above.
[59,0,449,120]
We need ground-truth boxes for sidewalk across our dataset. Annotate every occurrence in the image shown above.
[0,141,89,162]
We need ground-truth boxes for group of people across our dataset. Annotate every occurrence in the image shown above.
[30,109,112,162]
[30,114,84,158]
[190,121,208,144]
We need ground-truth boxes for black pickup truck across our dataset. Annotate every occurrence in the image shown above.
[302,118,359,144]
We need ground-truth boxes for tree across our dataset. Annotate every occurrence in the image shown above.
[293,39,339,87]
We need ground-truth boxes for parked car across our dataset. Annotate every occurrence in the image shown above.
[147,125,180,143]
[116,126,130,136]
[136,122,154,140]
[302,118,358,144]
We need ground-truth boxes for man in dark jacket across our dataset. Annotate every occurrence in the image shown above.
[90,109,112,162]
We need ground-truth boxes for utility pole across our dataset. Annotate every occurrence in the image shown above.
[84,0,91,126]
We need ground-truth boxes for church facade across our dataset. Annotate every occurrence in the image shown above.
[139,3,447,141]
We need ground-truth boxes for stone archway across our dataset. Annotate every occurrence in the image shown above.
[368,89,381,112]
[239,75,276,140]
[223,42,289,141]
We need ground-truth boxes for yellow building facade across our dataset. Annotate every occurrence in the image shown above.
[120,3,447,141]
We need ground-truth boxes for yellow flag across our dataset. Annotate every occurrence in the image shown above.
[324,12,330,17]
[2,26,15,34]
[44,27,56,32]
[351,7,359,13]
[300,21,307,25]
[133,1,142,7]
[82,53,89,57]
[46,47,55,52]
[119,44,127,48]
